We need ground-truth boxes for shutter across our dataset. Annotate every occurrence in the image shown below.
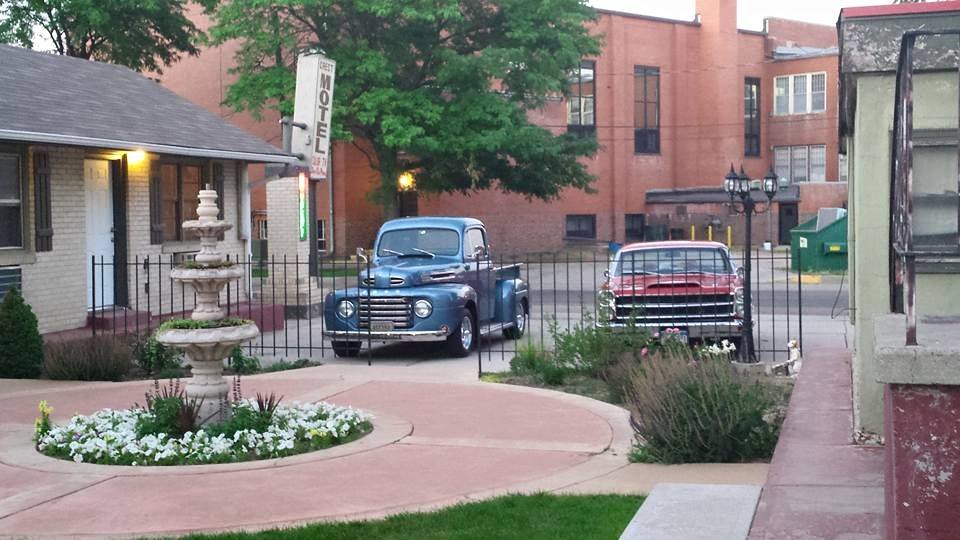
[33,151,53,252]
[149,160,163,244]
[212,162,225,220]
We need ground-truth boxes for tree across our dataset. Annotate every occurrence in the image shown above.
[0,0,200,73]
[203,0,602,215]
[0,287,44,379]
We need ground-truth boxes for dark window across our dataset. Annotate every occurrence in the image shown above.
[0,266,21,298]
[634,66,660,154]
[158,163,203,242]
[567,60,596,137]
[744,77,761,157]
[0,153,23,248]
[565,214,596,239]
[625,214,645,240]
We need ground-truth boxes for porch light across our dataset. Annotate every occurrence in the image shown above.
[126,150,146,165]
[762,166,779,200]
[398,171,416,191]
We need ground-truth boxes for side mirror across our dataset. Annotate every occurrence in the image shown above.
[736,266,745,280]
[356,247,369,265]
[603,269,610,280]
[473,244,486,260]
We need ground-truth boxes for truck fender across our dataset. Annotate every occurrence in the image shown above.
[495,278,529,324]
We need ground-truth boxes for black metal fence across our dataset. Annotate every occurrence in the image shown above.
[89,248,803,368]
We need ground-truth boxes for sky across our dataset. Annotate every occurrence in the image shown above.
[588,0,885,30]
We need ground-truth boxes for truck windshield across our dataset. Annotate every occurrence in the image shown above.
[615,248,731,276]
[378,228,460,257]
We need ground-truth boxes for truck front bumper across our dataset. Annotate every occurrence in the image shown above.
[596,321,742,339]
[322,329,450,342]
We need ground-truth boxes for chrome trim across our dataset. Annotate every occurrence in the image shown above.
[322,329,449,342]
[596,321,742,338]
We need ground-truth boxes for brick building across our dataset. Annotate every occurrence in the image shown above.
[162,0,846,255]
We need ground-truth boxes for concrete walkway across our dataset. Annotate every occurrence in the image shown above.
[0,362,767,538]
[748,347,884,539]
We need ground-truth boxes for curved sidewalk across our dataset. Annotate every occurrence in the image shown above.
[0,367,632,537]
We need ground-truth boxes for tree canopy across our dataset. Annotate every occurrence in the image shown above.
[0,0,200,73]
[203,0,602,213]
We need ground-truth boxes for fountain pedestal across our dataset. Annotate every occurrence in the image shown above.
[156,189,259,425]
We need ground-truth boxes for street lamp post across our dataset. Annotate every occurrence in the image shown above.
[723,164,778,362]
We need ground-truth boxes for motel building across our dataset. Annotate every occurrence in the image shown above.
[0,44,293,334]
[161,0,848,256]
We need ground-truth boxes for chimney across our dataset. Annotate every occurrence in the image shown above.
[695,0,738,33]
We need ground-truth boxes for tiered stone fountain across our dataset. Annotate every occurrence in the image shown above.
[156,187,259,425]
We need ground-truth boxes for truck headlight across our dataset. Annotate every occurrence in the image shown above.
[734,287,744,317]
[414,299,433,318]
[337,299,356,319]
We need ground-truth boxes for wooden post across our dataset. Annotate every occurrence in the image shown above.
[708,225,713,242]
[690,225,696,240]
[727,226,733,248]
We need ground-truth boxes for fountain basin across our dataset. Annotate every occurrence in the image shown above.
[156,322,259,363]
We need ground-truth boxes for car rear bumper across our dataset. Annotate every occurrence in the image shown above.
[596,321,742,339]
[322,329,450,342]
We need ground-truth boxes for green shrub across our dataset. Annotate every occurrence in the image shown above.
[261,358,318,372]
[549,314,654,375]
[509,342,567,385]
[0,287,44,378]
[228,345,261,374]
[135,379,202,437]
[43,335,131,381]
[620,350,786,464]
[132,334,181,375]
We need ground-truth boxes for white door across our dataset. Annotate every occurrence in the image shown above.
[85,160,114,308]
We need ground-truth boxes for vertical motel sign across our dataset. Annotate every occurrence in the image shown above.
[291,52,336,240]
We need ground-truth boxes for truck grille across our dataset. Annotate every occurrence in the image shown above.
[358,297,413,328]
[362,276,405,286]
[614,293,736,324]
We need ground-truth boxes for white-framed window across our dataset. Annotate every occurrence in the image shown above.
[839,153,848,183]
[0,154,23,249]
[774,144,827,183]
[316,219,327,252]
[257,219,268,240]
[773,72,827,115]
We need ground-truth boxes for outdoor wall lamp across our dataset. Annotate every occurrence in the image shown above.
[722,164,779,362]
[398,171,416,191]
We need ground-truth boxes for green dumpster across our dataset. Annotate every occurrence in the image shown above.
[790,213,848,272]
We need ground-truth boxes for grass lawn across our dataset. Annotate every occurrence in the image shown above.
[183,493,643,540]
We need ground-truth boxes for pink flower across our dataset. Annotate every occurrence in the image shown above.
[653,332,660,338]
[641,347,649,357]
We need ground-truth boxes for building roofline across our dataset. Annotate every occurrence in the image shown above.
[763,16,837,31]
[841,1,960,20]
[0,129,299,164]
[593,8,700,27]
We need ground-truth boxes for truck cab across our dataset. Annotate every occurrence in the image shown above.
[597,241,744,346]
[323,217,529,357]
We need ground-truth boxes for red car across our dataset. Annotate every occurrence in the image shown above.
[597,240,744,346]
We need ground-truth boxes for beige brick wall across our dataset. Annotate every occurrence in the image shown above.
[15,147,251,334]
[266,176,311,264]
[20,146,88,333]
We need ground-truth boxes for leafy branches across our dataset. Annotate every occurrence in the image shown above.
[203,0,603,212]
[0,0,200,73]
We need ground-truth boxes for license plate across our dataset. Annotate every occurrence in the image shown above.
[370,321,395,332]
[661,329,689,345]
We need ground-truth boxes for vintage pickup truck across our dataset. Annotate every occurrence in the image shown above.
[596,240,744,346]
[322,217,529,357]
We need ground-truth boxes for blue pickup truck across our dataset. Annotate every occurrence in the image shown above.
[322,217,530,357]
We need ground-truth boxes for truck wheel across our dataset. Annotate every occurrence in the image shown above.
[503,300,527,340]
[446,309,476,357]
[332,341,361,358]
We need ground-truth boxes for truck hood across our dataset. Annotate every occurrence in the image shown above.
[611,273,739,295]
[360,259,465,288]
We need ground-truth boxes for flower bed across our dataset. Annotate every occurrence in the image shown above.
[35,399,373,466]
